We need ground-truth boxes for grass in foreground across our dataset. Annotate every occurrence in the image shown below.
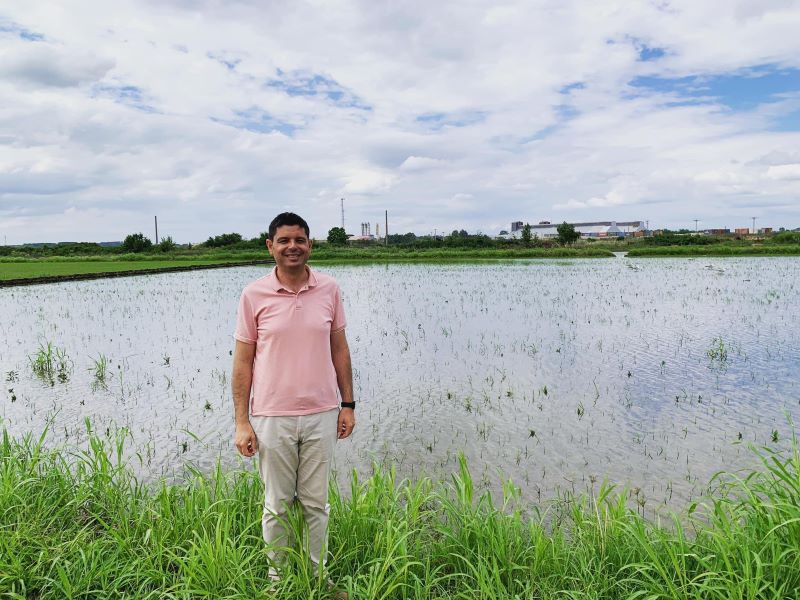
[1,428,799,599]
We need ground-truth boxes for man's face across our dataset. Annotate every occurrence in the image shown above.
[267,225,312,270]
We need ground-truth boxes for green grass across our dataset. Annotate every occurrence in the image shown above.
[627,244,800,257]
[309,246,614,261]
[0,248,615,283]
[2,427,799,599]
[0,259,264,281]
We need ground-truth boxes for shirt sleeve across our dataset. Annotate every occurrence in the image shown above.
[331,284,347,332]
[234,290,257,344]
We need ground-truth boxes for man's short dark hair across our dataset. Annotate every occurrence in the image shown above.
[268,212,310,240]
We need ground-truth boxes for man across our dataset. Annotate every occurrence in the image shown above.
[231,212,355,589]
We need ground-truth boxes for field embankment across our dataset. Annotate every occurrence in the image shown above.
[0,247,614,285]
[627,244,800,257]
[309,245,614,261]
[2,429,798,599]
[0,258,273,285]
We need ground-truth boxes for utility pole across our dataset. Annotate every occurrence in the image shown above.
[385,210,388,246]
[693,219,699,234]
[154,216,159,244]
[340,198,345,231]
[751,216,757,235]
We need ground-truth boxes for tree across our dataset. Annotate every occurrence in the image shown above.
[123,233,152,253]
[327,227,348,245]
[521,223,532,246]
[204,233,243,247]
[557,221,580,245]
[158,236,176,252]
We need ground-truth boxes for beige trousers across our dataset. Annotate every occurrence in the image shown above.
[251,408,339,576]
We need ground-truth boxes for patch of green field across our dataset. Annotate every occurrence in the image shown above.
[0,259,257,281]
[627,244,800,257]
[2,429,799,598]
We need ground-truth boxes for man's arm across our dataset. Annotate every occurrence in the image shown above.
[330,329,355,439]
[231,340,258,456]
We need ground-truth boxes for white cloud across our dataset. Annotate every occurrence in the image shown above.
[341,169,397,195]
[765,163,800,180]
[399,156,446,171]
[0,42,114,88]
[1,0,800,243]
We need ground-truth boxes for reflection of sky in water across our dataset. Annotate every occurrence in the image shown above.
[1,257,798,514]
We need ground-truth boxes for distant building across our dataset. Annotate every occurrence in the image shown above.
[706,229,730,235]
[510,221,524,232]
[348,221,379,242]
[735,228,749,235]
[759,227,773,234]
[498,220,646,239]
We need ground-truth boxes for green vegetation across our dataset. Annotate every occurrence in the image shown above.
[3,228,800,282]
[158,236,177,253]
[521,223,532,246]
[204,232,244,248]
[90,354,110,390]
[627,245,800,257]
[327,227,348,246]
[309,246,614,261]
[28,342,71,385]
[556,221,580,245]
[122,233,153,253]
[2,428,799,598]
[0,259,264,282]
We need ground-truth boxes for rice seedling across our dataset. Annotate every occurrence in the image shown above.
[707,337,729,363]
[1,258,798,513]
[89,353,109,390]
[27,341,71,385]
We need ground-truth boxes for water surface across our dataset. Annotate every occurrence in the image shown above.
[1,257,798,514]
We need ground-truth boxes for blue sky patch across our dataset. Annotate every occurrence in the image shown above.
[415,110,487,131]
[637,45,666,62]
[630,65,800,113]
[208,52,240,71]
[772,109,800,131]
[213,107,296,136]
[559,82,585,94]
[0,21,45,41]
[267,69,371,111]
[91,84,158,113]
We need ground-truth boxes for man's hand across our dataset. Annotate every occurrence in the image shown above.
[338,408,355,439]
[235,422,258,457]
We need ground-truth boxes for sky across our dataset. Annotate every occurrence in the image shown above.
[1,0,800,244]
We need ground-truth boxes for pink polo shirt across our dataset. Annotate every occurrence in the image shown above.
[234,266,346,416]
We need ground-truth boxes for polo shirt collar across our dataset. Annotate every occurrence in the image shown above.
[267,265,317,292]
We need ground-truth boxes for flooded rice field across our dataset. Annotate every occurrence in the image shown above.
[1,257,798,514]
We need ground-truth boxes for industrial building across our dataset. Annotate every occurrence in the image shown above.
[499,220,646,239]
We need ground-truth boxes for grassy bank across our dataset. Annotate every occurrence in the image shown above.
[0,248,614,284]
[309,246,614,261]
[1,429,799,599]
[0,259,269,282]
[627,244,800,257]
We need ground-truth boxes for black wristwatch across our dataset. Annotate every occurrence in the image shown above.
[340,401,356,410]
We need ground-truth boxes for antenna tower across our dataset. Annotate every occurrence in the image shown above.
[340,198,345,231]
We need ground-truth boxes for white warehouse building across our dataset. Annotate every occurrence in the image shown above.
[499,220,646,239]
